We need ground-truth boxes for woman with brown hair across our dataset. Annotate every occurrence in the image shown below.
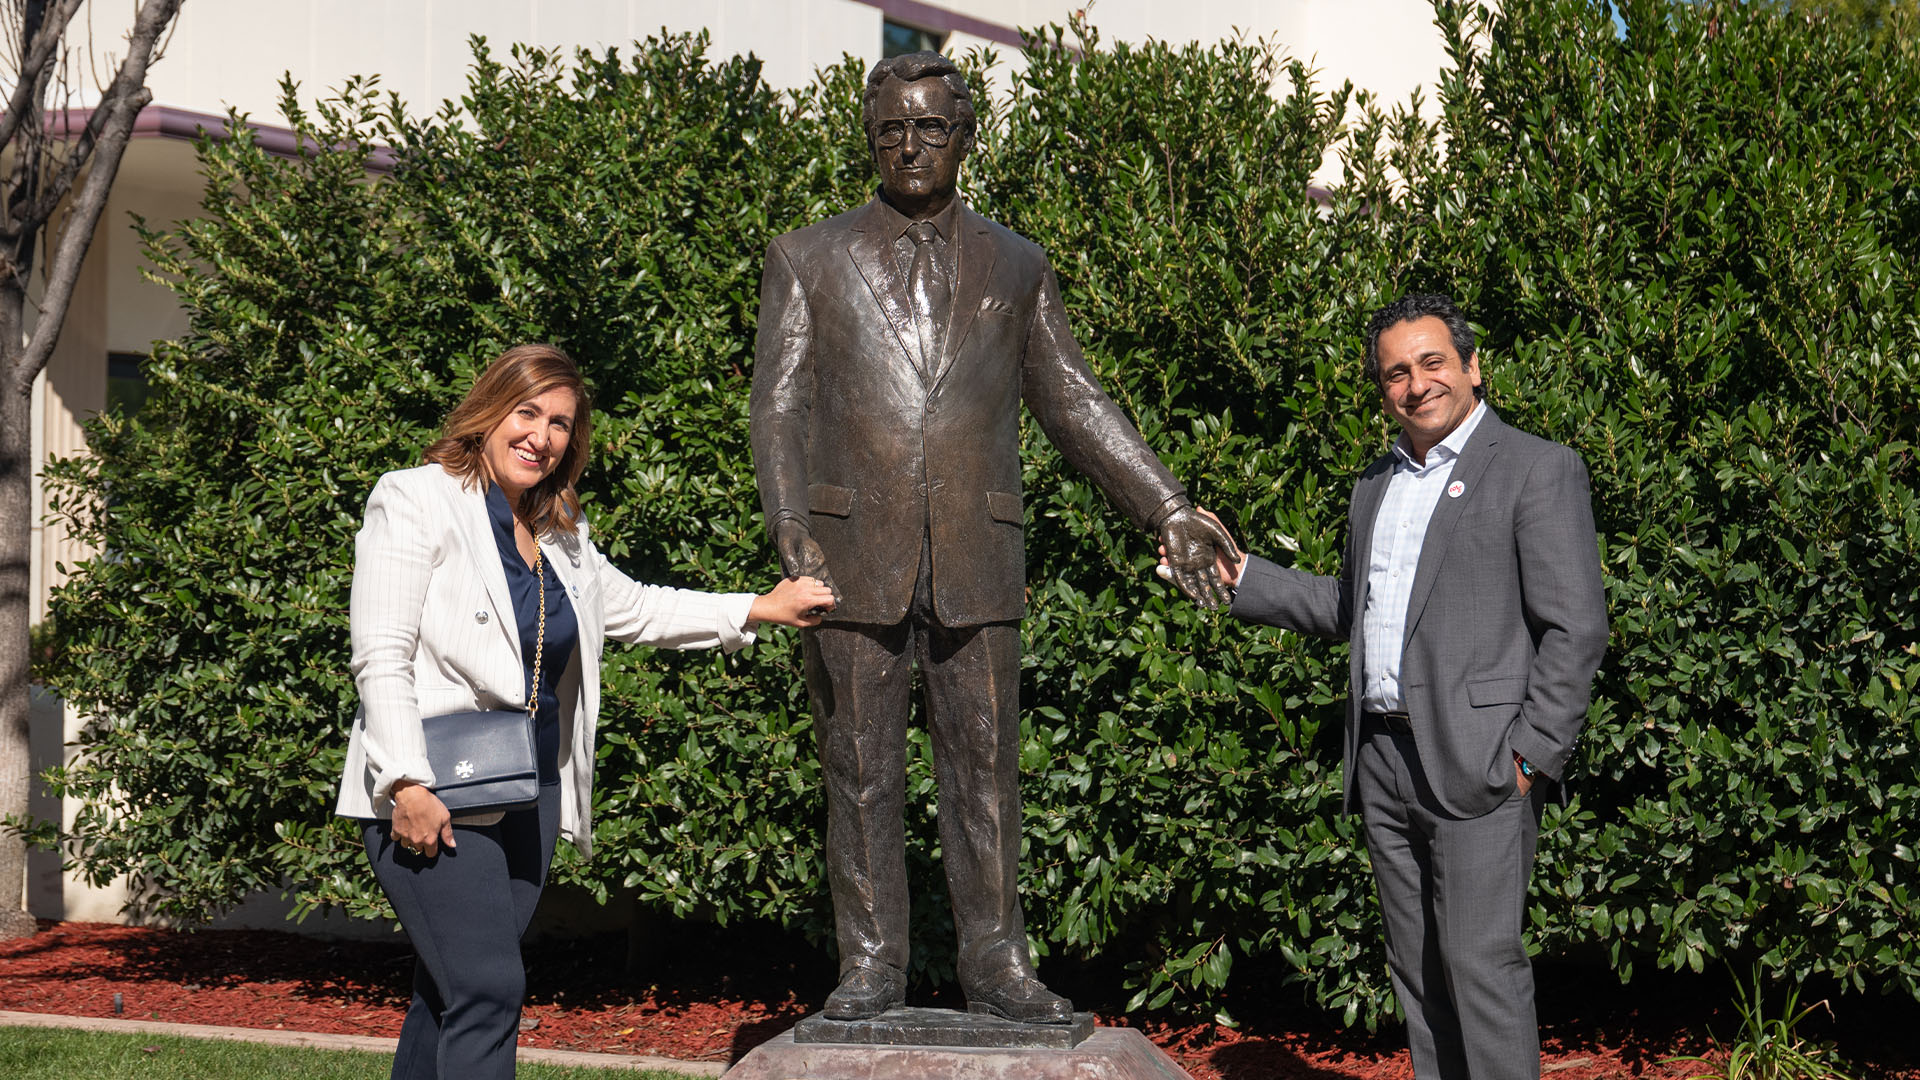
[335,344,830,1079]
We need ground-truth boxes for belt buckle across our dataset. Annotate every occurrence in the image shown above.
[1371,710,1412,734]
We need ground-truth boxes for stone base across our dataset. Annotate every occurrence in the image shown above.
[724,1024,1192,1079]
[795,1006,1096,1049]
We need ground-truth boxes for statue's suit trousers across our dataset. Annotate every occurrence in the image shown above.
[803,542,1028,986]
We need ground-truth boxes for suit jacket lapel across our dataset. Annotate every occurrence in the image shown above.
[847,201,927,378]
[450,473,524,662]
[932,205,996,393]
[1402,409,1505,646]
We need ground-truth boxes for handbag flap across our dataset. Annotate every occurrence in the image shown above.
[420,709,539,791]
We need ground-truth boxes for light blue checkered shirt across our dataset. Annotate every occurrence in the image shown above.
[1359,402,1489,713]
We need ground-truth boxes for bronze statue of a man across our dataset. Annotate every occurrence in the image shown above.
[749,51,1234,1024]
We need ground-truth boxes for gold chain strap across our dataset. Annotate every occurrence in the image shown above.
[527,546,545,720]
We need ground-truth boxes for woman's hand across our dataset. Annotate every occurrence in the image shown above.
[390,781,456,858]
[749,575,837,628]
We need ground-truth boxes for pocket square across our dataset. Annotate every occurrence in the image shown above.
[979,296,1017,315]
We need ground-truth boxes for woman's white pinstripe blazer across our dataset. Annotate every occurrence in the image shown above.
[334,464,756,856]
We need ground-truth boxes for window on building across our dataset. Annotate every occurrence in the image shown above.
[882,19,947,58]
[106,352,149,417]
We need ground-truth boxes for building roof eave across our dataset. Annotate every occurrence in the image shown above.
[47,104,396,173]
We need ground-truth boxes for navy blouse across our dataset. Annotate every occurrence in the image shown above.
[485,484,580,786]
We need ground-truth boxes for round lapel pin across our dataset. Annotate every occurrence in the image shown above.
[1447,480,1465,499]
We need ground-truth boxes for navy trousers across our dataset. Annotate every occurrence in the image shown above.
[362,783,561,1080]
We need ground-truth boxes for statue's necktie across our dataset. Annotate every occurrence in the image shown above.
[906,221,949,381]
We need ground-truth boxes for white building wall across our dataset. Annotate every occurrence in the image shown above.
[861,1,1449,123]
[30,202,108,625]
[101,142,199,354]
[136,0,888,122]
[128,1,1451,131]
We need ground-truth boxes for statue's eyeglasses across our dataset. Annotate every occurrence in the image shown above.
[875,116,957,148]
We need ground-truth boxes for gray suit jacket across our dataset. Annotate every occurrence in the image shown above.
[750,197,1184,627]
[1231,408,1608,818]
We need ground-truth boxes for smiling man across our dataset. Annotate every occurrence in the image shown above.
[749,51,1236,1024]
[1189,293,1609,1080]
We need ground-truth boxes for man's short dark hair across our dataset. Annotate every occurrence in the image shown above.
[1363,293,1481,398]
[862,51,977,151]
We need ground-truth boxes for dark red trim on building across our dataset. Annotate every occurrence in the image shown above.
[50,104,395,172]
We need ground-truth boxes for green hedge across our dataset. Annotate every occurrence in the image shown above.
[40,0,1920,1025]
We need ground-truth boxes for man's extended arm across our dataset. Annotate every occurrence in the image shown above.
[1163,507,1354,640]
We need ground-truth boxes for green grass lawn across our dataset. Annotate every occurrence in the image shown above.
[0,1026,705,1079]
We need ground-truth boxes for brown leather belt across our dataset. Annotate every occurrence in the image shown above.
[1363,710,1413,734]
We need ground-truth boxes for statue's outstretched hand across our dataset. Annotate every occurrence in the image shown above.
[1191,507,1243,584]
[1156,505,1241,609]
[774,517,840,611]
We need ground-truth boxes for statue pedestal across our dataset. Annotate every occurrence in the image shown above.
[725,1009,1193,1079]
[795,1005,1096,1049]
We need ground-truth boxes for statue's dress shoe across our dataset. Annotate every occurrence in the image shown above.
[823,965,906,1020]
[965,974,1074,1024]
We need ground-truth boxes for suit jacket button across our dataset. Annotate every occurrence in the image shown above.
[475,610,490,624]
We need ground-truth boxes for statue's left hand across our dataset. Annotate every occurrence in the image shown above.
[773,517,841,611]
[1158,505,1241,609]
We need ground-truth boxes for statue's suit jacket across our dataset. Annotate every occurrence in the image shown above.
[1230,408,1609,818]
[750,196,1183,625]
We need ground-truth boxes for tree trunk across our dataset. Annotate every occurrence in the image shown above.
[0,361,40,937]
[0,0,181,941]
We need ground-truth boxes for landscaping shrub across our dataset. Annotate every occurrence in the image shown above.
[40,0,1920,1024]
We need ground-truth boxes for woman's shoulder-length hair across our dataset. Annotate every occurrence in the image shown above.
[422,344,593,538]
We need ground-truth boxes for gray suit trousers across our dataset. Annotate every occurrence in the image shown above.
[1357,723,1545,1080]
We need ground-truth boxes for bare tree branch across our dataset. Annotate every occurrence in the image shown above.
[16,0,181,379]
[28,101,113,223]
[0,0,86,152]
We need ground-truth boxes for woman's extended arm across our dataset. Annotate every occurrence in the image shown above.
[597,544,834,648]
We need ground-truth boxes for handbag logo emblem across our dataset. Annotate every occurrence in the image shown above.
[454,760,476,780]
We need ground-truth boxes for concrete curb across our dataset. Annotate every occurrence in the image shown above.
[0,1009,727,1075]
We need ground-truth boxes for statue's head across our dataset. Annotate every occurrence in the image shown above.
[862,51,976,215]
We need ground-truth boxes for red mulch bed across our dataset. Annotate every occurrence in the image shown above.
[2,920,1913,1079]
